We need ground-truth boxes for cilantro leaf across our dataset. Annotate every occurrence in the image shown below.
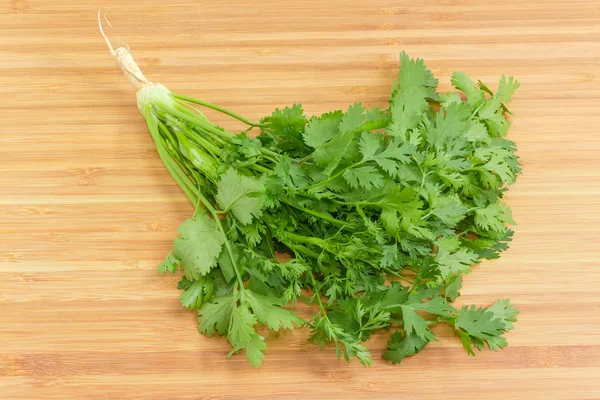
[388,86,428,138]
[444,275,463,301]
[487,298,519,331]
[245,289,303,331]
[400,306,435,341]
[435,234,461,253]
[382,330,429,364]
[465,120,489,142]
[479,75,520,118]
[474,202,515,232]
[451,71,484,105]
[425,102,471,146]
[439,92,463,108]
[198,294,234,336]
[360,134,413,177]
[450,301,518,355]
[245,334,267,367]
[376,187,424,235]
[273,155,309,189]
[219,302,269,367]
[429,194,468,225]
[380,244,400,268]
[303,111,342,149]
[157,252,178,274]
[358,132,382,161]
[343,166,384,190]
[303,110,361,170]
[435,248,477,280]
[228,304,258,349]
[339,103,365,133]
[408,294,456,317]
[173,214,225,279]
[320,131,360,174]
[476,229,514,259]
[386,52,438,138]
[362,106,391,131]
[482,154,516,185]
[217,245,237,283]
[180,277,214,310]
[259,104,307,153]
[216,168,265,225]
[397,51,438,95]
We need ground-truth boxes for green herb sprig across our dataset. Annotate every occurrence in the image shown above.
[109,41,520,367]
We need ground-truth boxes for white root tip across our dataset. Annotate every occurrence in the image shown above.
[98,8,152,90]
[98,8,115,56]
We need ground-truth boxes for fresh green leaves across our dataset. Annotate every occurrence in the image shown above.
[157,252,178,274]
[359,133,413,177]
[259,104,308,154]
[173,214,225,280]
[216,168,265,225]
[303,108,360,172]
[397,51,438,97]
[197,289,302,367]
[451,71,484,105]
[388,52,438,138]
[303,111,342,150]
[343,166,384,190]
[429,194,468,225]
[435,248,478,280]
[383,330,428,364]
[245,290,303,331]
[179,277,214,310]
[339,103,365,133]
[198,294,234,336]
[474,202,516,232]
[446,299,519,355]
[144,51,521,367]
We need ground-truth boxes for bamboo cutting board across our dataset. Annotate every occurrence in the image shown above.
[1,1,600,399]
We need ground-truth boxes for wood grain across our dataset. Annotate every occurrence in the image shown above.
[1,0,600,399]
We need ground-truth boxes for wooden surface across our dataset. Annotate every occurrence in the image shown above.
[1,1,600,399]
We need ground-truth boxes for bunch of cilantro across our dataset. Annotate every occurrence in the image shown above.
[142,52,520,367]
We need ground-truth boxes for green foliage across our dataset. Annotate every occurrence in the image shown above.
[443,299,519,355]
[142,52,521,367]
[173,214,225,279]
[215,168,265,225]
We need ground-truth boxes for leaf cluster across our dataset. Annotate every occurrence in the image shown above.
[146,52,521,366]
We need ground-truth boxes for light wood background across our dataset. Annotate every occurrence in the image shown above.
[1,0,600,399]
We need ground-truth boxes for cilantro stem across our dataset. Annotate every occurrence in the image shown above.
[286,204,345,226]
[145,112,201,205]
[159,150,199,204]
[283,231,324,247]
[250,164,272,174]
[192,198,202,217]
[260,147,280,159]
[164,102,233,142]
[299,161,364,191]
[281,240,321,259]
[471,103,484,117]
[296,154,313,164]
[421,209,434,220]
[355,205,368,221]
[306,272,328,315]
[194,191,245,289]
[171,92,266,128]
[383,268,414,285]
[417,164,433,198]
